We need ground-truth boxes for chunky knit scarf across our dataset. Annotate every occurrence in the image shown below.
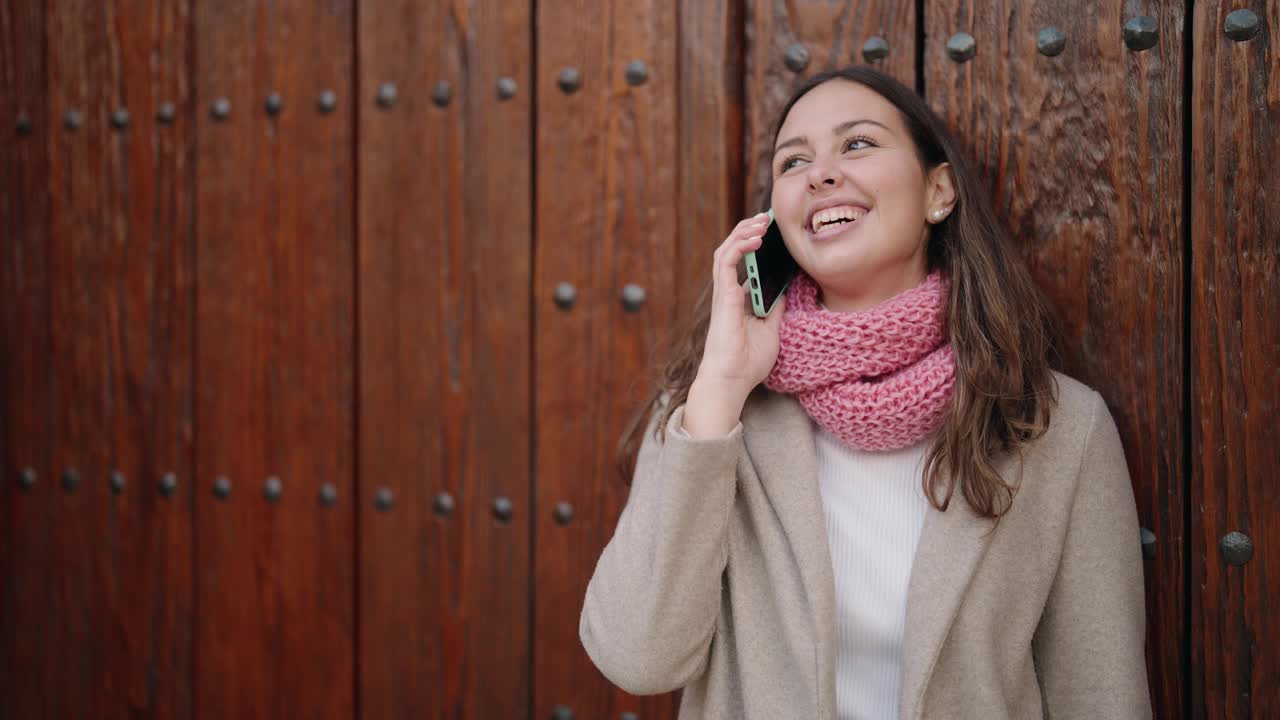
[764,271,955,452]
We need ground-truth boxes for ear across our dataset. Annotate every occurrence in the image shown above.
[925,162,957,222]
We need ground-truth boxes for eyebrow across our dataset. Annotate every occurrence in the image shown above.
[773,118,892,156]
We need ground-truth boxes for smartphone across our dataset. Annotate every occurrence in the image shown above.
[743,208,799,318]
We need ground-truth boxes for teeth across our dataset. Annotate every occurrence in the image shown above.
[811,206,866,233]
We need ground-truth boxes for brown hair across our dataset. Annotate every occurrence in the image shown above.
[618,66,1059,519]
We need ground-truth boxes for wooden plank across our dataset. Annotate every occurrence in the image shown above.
[922,2,1185,717]
[745,0,917,210]
[357,0,533,717]
[193,2,354,717]
[533,0,680,717]
[1190,2,1279,717]
[0,1,55,716]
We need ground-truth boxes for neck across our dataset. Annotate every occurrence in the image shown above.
[818,262,929,313]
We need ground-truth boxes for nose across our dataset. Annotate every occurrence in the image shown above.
[806,158,841,191]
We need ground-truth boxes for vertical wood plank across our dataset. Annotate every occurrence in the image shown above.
[1191,1,1279,718]
[194,2,354,717]
[534,1,680,717]
[357,0,533,717]
[922,2,1185,717]
[745,0,917,209]
[0,1,55,716]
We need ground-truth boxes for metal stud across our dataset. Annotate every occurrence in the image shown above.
[156,102,176,125]
[211,97,231,121]
[1140,527,1156,559]
[263,476,283,504]
[1122,16,1158,52]
[375,487,394,511]
[861,36,890,62]
[1036,27,1067,57]
[319,483,338,507]
[625,60,649,86]
[946,33,977,62]
[551,705,574,720]
[110,108,129,130]
[213,475,232,500]
[63,109,83,131]
[265,92,284,116]
[621,284,646,312]
[620,714,639,720]
[432,81,452,108]
[317,89,337,114]
[376,82,398,109]
[62,468,80,492]
[1219,531,1254,566]
[783,43,810,73]
[558,67,582,94]
[159,472,178,497]
[16,114,33,136]
[17,467,36,490]
[553,282,577,310]
[1224,9,1261,42]
[497,77,518,100]
[553,501,574,526]
[492,496,514,524]
[433,492,455,518]
[109,470,126,495]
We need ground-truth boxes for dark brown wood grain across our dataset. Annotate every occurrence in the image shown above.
[923,2,1185,717]
[193,2,354,718]
[1191,2,1279,717]
[357,0,534,717]
[534,0,681,718]
[745,0,917,210]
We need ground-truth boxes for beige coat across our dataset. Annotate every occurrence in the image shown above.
[580,372,1151,719]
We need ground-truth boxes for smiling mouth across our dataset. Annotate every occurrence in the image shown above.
[808,211,869,240]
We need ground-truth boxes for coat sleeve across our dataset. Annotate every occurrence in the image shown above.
[1032,391,1153,719]
[579,403,743,695]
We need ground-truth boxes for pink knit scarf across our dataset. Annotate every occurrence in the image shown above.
[764,271,955,452]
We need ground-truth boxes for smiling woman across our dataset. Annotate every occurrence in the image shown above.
[587,66,1151,719]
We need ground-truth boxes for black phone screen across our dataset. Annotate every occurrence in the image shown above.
[755,219,800,311]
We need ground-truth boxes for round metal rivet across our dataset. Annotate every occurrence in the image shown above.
[620,714,639,720]
[621,284,646,312]
[18,467,36,490]
[432,81,452,108]
[946,33,977,62]
[319,483,338,507]
[783,43,810,72]
[264,92,284,116]
[497,77,518,100]
[263,476,283,503]
[317,89,337,113]
[376,82,398,109]
[1224,9,1261,42]
[625,60,648,86]
[1123,16,1159,52]
[375,487,394,511]
[110,108,129,130]
[492,496,513,524]
[1036,27,1067,57]
[16,114,33,136]
[211,98,231,120]
[553,501,574,526]
[109,470,126,495]
[156,102,176,124]
[434,492,455,517]
[213,475,232,500]
[551,705,574,720]
[558,67,582,94]
[553,282,577,310]
[159,472,178,497]
[862,36,890,62]
[1219,531,1254,566]
[63,109,83,131]
[1140,527,1156,559]
[62,468,80,492]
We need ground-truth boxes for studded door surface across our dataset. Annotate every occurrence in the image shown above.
[2,1,1277,719]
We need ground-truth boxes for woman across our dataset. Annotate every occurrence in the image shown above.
[580,66,1151,719]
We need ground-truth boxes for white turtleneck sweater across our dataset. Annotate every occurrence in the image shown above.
[812,419,931,720]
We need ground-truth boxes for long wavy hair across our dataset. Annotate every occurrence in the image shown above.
[618,66,1060,519]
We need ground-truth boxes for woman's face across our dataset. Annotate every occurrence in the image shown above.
[770,79,954,311]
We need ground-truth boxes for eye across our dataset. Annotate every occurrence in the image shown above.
[844,135,876,152]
